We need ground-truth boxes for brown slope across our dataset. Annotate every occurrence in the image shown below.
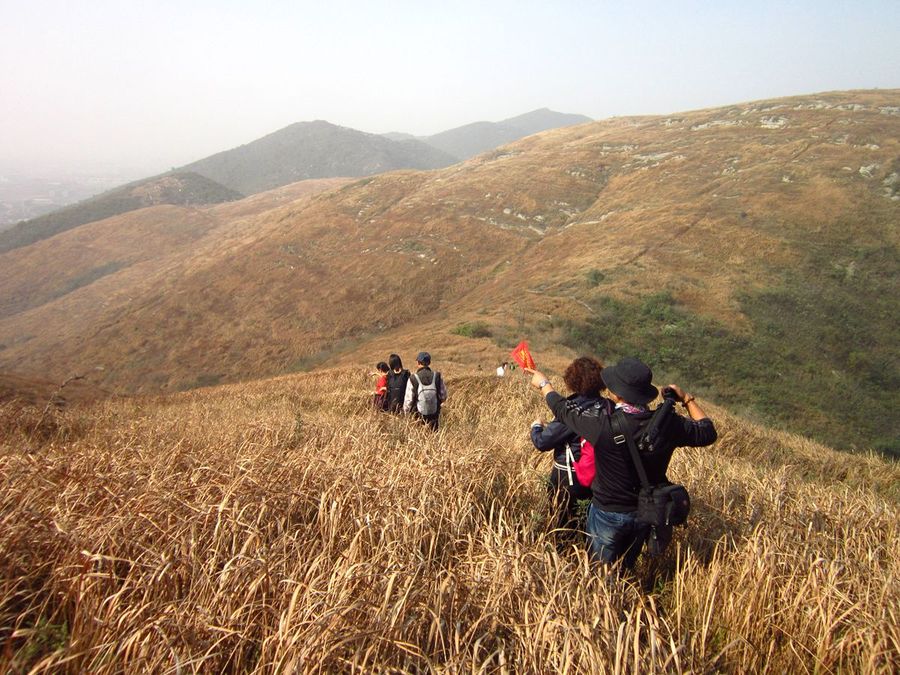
[0,148,603,391]
[0,91,897,399]
[0,178,350,323]
[438,90,899,326]
[0,205,221,320]
[0,179,351,390]
[0,371,108,407]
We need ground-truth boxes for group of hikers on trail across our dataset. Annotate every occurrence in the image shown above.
[371,346,716,576]
[373,352,448,430]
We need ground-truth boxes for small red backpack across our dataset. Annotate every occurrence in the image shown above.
[573,438,596,487]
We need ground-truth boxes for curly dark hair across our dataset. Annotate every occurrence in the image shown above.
[563,356,605,396]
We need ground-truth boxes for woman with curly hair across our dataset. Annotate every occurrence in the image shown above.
[530,356,612,538]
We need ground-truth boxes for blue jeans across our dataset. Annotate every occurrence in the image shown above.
[587,504,651,570]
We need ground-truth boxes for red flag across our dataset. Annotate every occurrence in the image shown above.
[510,340,536,370]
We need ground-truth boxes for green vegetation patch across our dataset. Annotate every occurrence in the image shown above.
[11,620,68,671]
[561,241,899,456]
[585,268,605,287]
[452,321,492,339]
[187,373,224,389]
[55,261,125,298]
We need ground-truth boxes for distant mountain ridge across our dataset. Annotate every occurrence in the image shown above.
[4,108,591,252]
[0,172,241,254]
[179,120,458,195]
[384,108,594,160]
[420,108,593,159]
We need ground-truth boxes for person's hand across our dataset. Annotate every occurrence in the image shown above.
[532,418,544,427]
[525,368,548,390]
[666,384,686,402]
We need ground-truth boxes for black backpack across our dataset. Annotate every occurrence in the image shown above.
[386,370,409,412]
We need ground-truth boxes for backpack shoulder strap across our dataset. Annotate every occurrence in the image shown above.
[641,399,676,453]
[611,411,651,488]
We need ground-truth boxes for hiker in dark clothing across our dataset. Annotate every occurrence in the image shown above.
[527,357,716,571]
[530,356,612,535]
[404,351,447,431]
[385,353,410,414]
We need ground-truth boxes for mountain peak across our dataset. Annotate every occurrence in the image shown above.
[178,122,456,194]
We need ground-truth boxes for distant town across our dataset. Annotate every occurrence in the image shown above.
[0,169,141,229]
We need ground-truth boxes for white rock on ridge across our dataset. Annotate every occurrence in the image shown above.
[760,116,788,129]
[859,164,879,178]
[691,120,743,131]
[883,172,899,200]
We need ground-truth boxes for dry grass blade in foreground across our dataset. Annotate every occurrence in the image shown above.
[1,369,898,672]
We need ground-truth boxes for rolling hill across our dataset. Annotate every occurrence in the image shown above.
[180,120,459,195]
[0,172,242,255]
[0,90,897,453]
[5,109,592,253]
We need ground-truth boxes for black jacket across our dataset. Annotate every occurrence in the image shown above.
[530,394,610,465]
[546,391,717,512]
[386,369,410,412]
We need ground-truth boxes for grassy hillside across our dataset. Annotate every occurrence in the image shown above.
[0,371,107,407]
[1,367,897,672]
[0,179,349,326]
[0,90,897,454]
[558,209,900,455]
[0,172,242,254]
[181,121,458,195]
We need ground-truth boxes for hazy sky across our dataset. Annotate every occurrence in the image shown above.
[2,0,898,176]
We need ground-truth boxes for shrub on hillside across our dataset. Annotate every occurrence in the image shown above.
[451,321,492,338]
[586,268,605,286]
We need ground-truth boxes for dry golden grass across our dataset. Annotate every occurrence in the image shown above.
[1,368,898,673]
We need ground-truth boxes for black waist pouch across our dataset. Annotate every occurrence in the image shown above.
[637,482,691,527]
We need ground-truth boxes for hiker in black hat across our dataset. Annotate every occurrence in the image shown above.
[404,351,447,431]
[526,356,717,571]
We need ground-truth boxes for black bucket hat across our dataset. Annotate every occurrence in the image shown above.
[601,357,658,405]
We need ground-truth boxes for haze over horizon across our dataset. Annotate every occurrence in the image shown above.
[2,0,898,177]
